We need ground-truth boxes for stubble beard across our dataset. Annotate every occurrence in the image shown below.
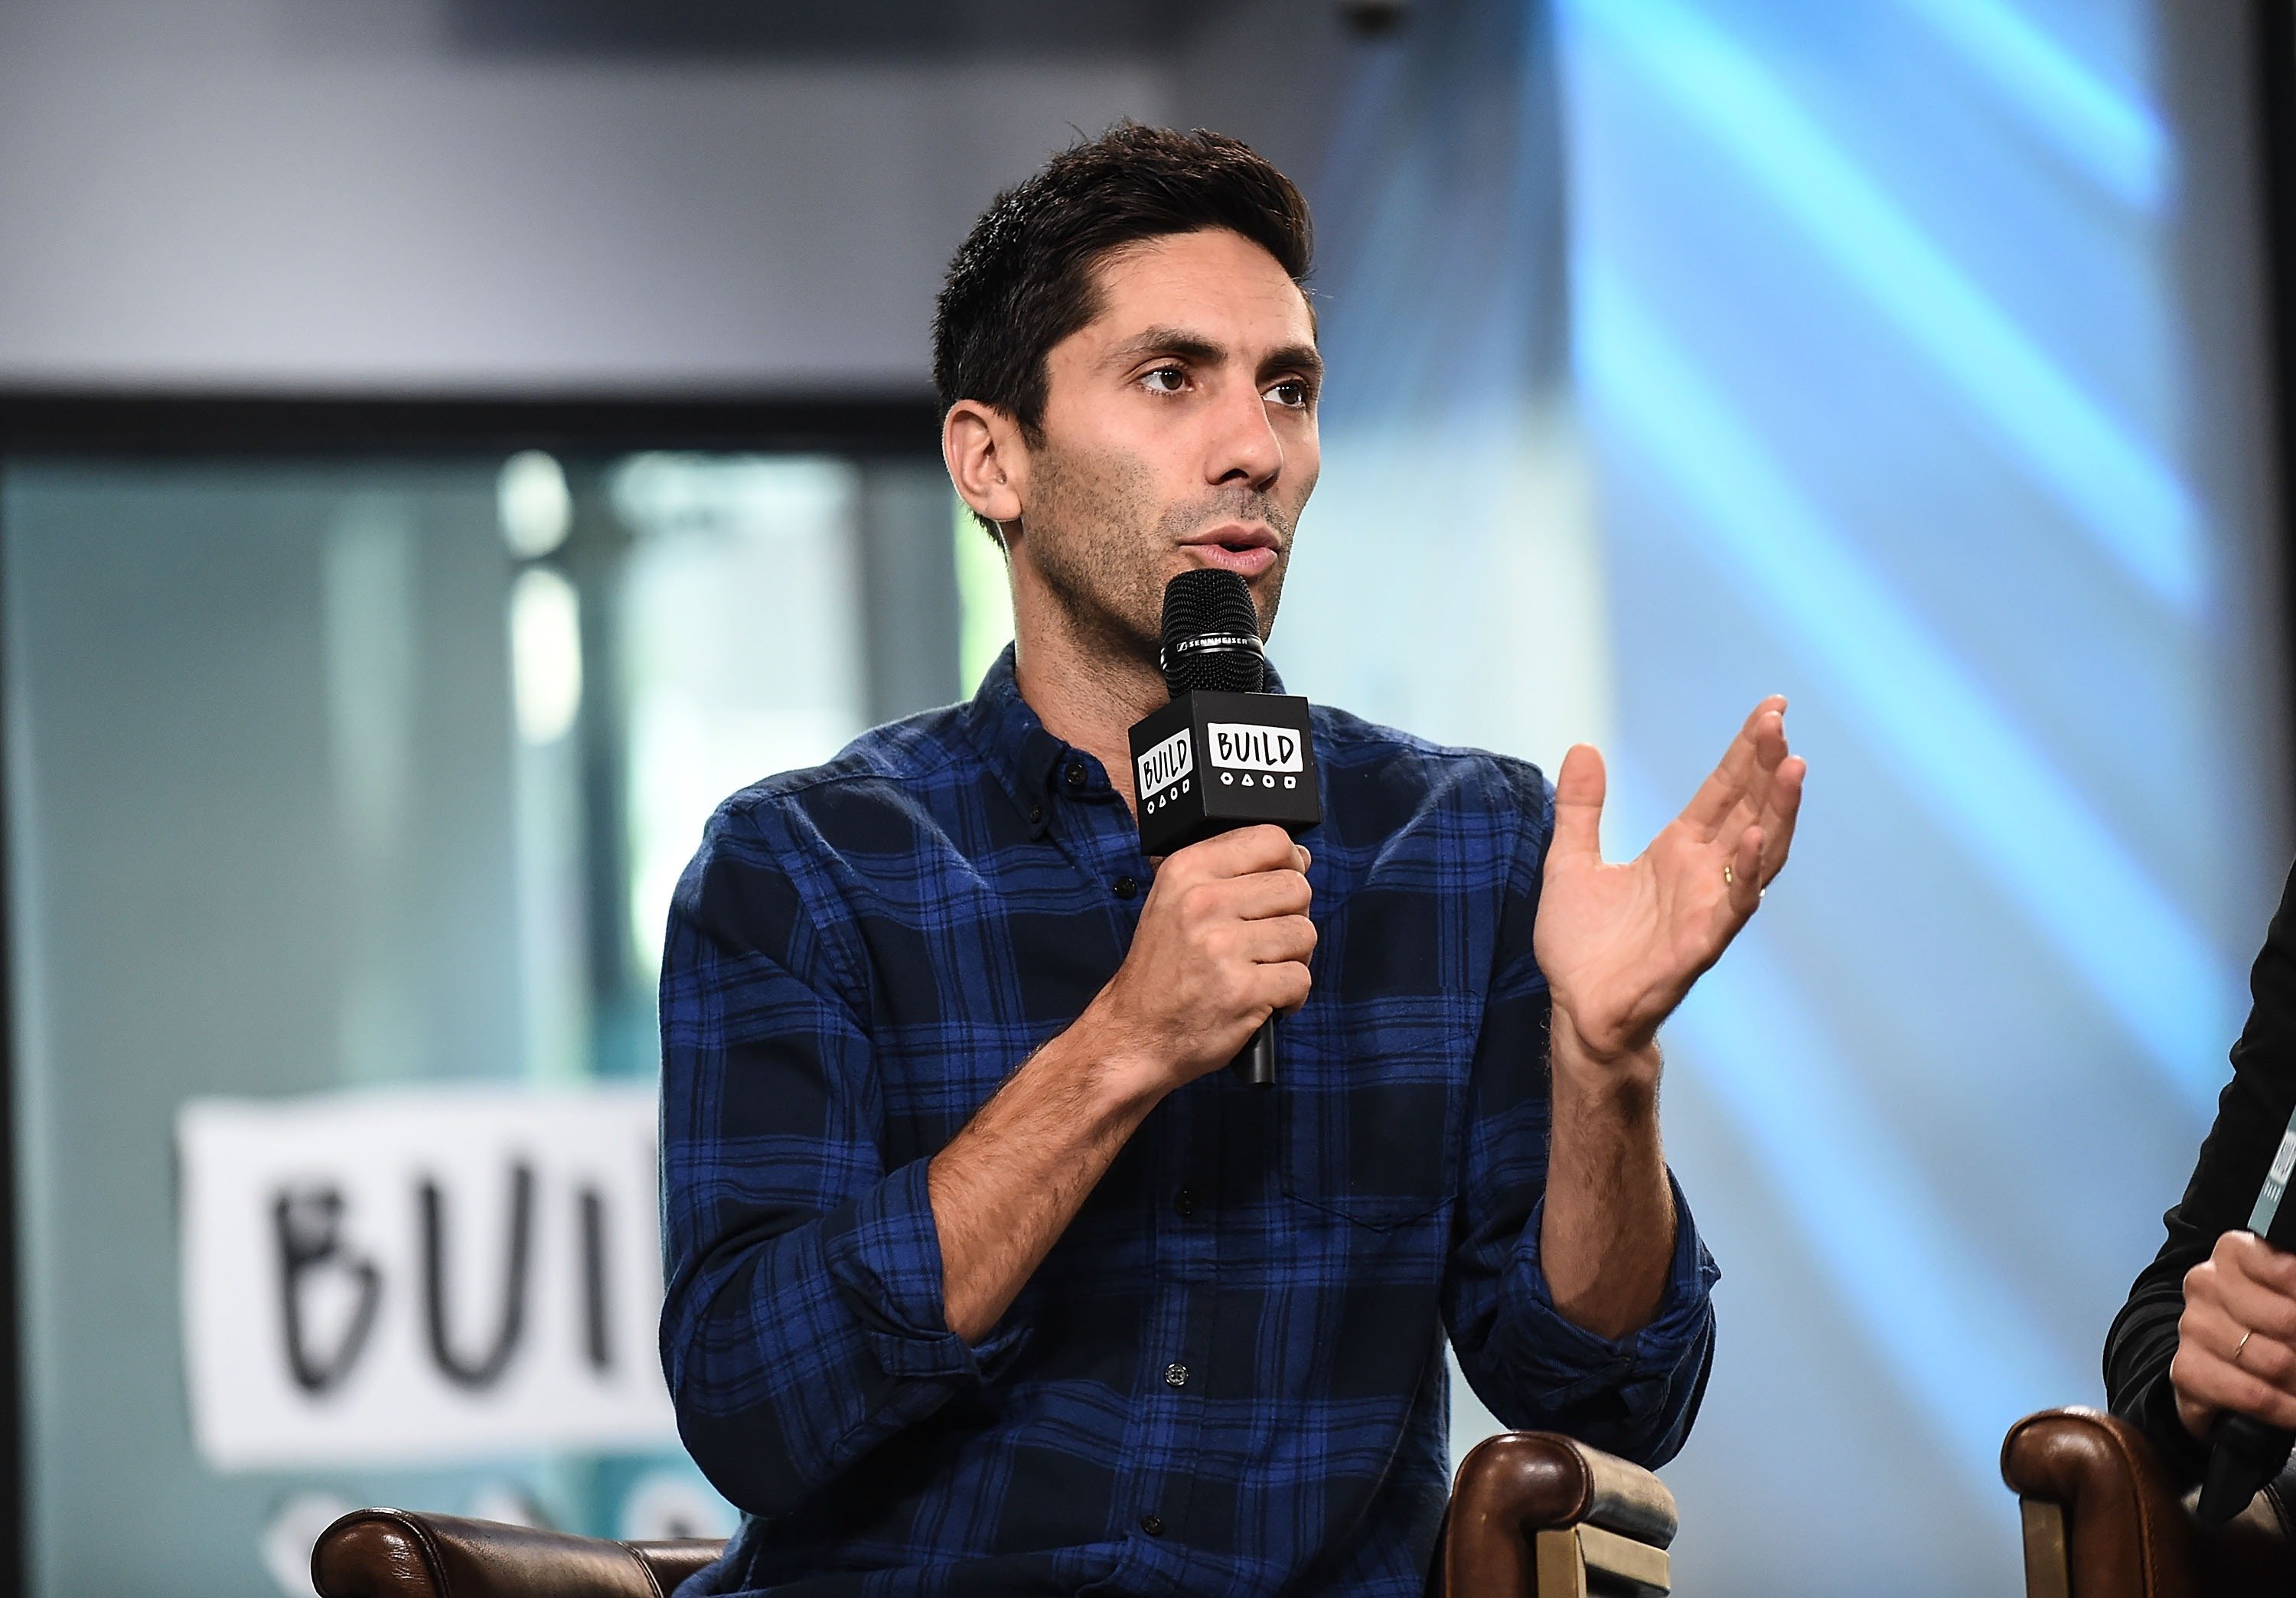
[1021,440,1295,685]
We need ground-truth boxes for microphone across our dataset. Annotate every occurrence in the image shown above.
[2198,1108,2296,1525]
[1127,569,1322,1088]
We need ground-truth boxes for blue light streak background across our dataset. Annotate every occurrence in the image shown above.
[1569,0,2288,1583]
[1267,0,2291,1587]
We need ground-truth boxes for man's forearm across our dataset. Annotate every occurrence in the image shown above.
[928,1014,1163,1342]
[1539,1012,1676,1340]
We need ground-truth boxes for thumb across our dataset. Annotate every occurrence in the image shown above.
[1551,744,1607,863]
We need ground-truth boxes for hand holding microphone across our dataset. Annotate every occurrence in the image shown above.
[2175,1231,2296,1441]
[2186,1111,2296,1524]
[1084,824,1316,1094]
[1124,569,1323,1088]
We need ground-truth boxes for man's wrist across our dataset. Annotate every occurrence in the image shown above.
[1043,1003,1172,1120]
[1548,1004,1662,1104]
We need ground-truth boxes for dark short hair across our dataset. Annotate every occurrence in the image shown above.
[932,122,1314,486]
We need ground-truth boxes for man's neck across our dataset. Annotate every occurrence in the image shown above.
[1008,591,1166,818]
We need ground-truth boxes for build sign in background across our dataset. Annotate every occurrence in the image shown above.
[178,1084,675,1470]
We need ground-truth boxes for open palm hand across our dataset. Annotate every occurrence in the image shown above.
[1533,697,1805,1064]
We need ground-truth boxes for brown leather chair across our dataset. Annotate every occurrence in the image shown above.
[310,1514,721,1598]
[2001,1406,2296,1596]
[1436,1431,1678,1596]
[313,1432,1677,1597]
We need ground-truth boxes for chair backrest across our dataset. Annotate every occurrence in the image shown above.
[311,1509,723,1598]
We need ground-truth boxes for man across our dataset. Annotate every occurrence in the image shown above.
[660,124,1803,1596]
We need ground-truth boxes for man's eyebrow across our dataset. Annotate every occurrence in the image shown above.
[1105,328,1326,383]
[1261,342,1324,383]
[1107,327,1225,367]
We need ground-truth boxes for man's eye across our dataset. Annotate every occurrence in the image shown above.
[1142,367,1186,394]
[1267,380,1311,409]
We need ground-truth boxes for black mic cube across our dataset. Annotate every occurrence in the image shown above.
[1128,691,1321,857]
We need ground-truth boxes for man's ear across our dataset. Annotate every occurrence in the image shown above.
[944,400,1029,530]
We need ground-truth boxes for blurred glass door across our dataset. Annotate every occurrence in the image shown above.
[1,435,956,1596]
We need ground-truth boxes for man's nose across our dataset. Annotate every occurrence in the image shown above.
[1207,380,1283,488]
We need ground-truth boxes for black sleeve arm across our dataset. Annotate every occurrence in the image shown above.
[2105,859,2296,1484]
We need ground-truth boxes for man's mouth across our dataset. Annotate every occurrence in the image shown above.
[1182,526,1280,578]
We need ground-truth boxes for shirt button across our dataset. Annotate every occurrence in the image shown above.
[1063,761,1088,790]
[1164,1362,1189,1389]
[1027,803,1044,824]
[1138,1512,1164,1536]
[1172,1188,1197,1217]
[1114,875,1139,900]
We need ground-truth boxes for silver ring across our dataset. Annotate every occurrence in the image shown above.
[2237,1328,2255,1365]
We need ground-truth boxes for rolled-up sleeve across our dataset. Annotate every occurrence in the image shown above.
[658,797,1025,1518]
[1441,759,1719,1466]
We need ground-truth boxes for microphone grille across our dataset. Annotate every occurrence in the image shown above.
[1159,569,1267,696]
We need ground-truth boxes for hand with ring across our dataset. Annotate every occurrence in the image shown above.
[1534,696,1806,1067]
[2172,1229,2296,1438]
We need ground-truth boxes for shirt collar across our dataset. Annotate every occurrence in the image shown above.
[964,647,1063,831]
[961,644,1290,840]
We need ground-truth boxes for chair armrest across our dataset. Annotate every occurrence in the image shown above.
[2004,1405,2296,1598]
[2001,1406,2197,1598]
[1434,1432,1677,1597]
[627,1541,727,1596]
[311,1508,724,1598]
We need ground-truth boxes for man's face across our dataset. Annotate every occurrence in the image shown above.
[1014,227,1321,665]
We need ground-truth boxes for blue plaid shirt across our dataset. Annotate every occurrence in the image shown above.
[660,648,1717,1596]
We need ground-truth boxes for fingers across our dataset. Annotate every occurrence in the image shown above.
[1253,954,1315,1017]
[2211,1259,2296,1345]
[1550,743,1606,863]
[1726,825,1766,919]
[1163,830,1312,926]
[1215,867,1314,922]
[2201,1232,2296,1335]
[1681,697,1781,831]
[1114,824,1319,1085]
[1683,696,1789,840]
[2174,1296,2296,1431]
[1730,752,1805,900]
[1211,917,1316,1020]
[2222,1229,2296,1297]
[1173,823,1309,880]
[1230,912,1318,967]
[1755,754,1808,889]
[1683,696,1807,902]
[2173,1238,2296,1433]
